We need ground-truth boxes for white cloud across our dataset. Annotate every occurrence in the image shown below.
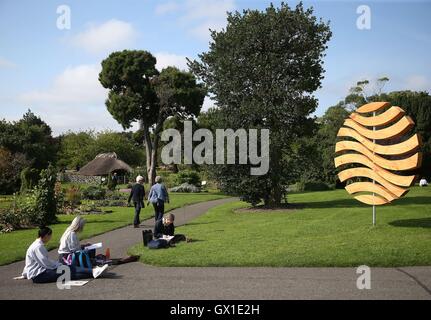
[19,64,106,105]
[0,57,16,68]
[17,64,124,135]
[69,19,138,54]
[155,1,180,15]
[155,52,189,71]
[404,75,431,92]
[157,0,236,41]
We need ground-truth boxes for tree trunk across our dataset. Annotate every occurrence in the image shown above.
[141,123,153,184]
[149,134,159,186]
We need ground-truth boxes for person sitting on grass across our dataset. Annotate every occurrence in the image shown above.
[148,176,170,222]
[18,227,108,283]
[153,213,186,245]
[128,175,146,228]
[58,216,94,263]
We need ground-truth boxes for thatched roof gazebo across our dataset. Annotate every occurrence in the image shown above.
[78,152,132,176]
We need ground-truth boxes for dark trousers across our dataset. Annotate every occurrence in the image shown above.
[134,202,142,226]
[153,200,165,222]
[32,265,92,284]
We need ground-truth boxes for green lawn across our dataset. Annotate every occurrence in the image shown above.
[129,186,431,267]
[0,193,227,265]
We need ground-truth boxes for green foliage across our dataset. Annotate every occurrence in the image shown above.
[57,130,145,169]
[64,185,82,208]
[174,170,201,187]
[189,2,331,206]
[20,167,40,193]
[0,148,29,194]
[0,110,58,170]
[82,185,106,200]
[31,165,58,226]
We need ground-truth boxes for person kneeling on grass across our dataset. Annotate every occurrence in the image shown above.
[153,213,187,245]
[16,227,108,283]
[58,216,95,263]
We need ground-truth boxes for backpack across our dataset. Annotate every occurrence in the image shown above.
[142,229,153,247]
[71,250,93,271]
[147,239,168,249]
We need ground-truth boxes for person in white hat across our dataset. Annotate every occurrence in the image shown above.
[128,175,146,228]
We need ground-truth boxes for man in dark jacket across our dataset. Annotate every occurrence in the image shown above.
[128,175,145,228]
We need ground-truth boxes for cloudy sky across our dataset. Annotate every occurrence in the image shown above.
[0,0,430,135]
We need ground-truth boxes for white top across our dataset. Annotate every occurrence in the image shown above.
[22,239,61,279]
[58,231,80,254]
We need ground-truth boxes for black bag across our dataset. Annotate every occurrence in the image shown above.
[148,239,168,249]
[142,229,153,247]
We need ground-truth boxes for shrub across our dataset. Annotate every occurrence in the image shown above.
[30,165,58,226]
[170,183,201,193]
[82,185,106,200]
[0,206,23,232]
[0,148,29,194]
[174,170,201,187]
[20,167,40,193]
[65,185,81,208]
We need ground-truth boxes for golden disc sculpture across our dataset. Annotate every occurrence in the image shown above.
[334,102,422,206]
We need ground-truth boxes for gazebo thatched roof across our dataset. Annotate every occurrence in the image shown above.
[78,152,132,176]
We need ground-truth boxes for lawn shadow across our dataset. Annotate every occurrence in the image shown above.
[184,221,217,226]
[300,196,431,210]
[301,198,363,209]
[389,217,431,229]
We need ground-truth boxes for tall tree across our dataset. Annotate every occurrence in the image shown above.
[99,51,206,184]
[189,2,331,206]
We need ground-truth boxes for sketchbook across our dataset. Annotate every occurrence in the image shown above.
[84,242,102,251]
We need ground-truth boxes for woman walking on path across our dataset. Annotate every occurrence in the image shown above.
[148,176,169,222]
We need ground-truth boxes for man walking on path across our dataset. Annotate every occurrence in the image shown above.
[148,176,170,222]
[128,176,145,228]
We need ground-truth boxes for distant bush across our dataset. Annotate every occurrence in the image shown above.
[0,205,23,233]
[20,167,40,193]
[170,183,201,193]
[174,170,201,187]
[82,185,106,200]
[65,185,82,208]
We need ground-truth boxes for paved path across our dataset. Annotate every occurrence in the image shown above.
[0,197,430,300]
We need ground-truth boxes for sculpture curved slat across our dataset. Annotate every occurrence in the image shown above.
[350,106,404,127]
[356,102,390,114]
[345,182,397,202]
[334,154,416,187]
[354,194,389,206]
[338,167,408,198]
[335,141,421,171]
[343,116,414,140]
[336,102,421,207]
[337,127,420,156]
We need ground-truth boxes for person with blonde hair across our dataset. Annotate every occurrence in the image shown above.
[58,216,89,262]
[128,175,146,228]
